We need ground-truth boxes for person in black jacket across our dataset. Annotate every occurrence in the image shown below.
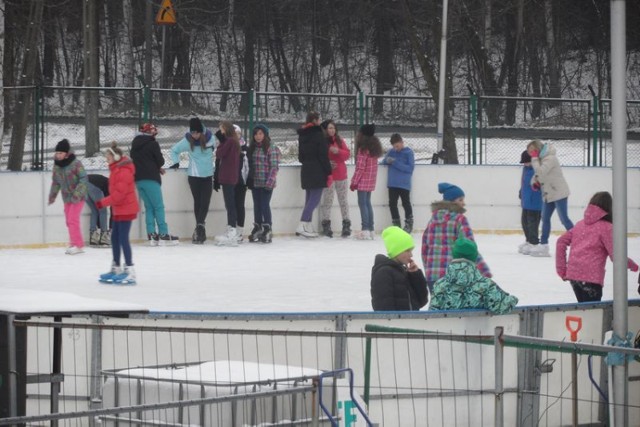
[86,174,111,247]
[130,123,179,246]
[296,111,332,238]
[371,226,428,311]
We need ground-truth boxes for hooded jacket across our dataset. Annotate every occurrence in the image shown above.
[49,153,88,204]
[556,204,638,285]
[297,124,332,189]
[421,200,492,283]
[371,254,428,311]
[429,259,518,314]
[531,144,570,203]
[130,133,165,183]
[99,157,139,221]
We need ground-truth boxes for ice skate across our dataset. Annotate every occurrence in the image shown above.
[65,246,84,255]
[296,222,318,238]
[89,230,101,247]
[159,233,179,246]
[99,230,111,247]
[259,224,273,243]
[529,244,551,257]
[112,266,136,285]
[148,232,159,246]
[99,262,122,283]
[214,226,238,247]
[248,223,263,243]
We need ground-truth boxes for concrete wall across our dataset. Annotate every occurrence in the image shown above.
[1,165,639,246]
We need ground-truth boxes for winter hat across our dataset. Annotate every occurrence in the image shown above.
[520,150,531,164]
[452,237,478,262]
[55,139,70,153]
[438,182,465,201]
[320,120,331,130]
[189,117,204,133]
[253,123,270,137]
[360,124,376,137]
[381,226,415,259]
[140,123,158,135]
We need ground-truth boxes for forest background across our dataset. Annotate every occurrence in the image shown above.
[1,0,640,168]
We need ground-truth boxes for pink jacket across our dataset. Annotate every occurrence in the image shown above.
[556,204,638,286]
[350,149,378,192]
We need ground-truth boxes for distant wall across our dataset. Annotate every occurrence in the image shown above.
[1,165,638,246]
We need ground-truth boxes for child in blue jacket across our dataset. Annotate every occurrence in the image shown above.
[383,133,415,232]
[518,150,543,254]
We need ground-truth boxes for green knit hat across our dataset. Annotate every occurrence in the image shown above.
[452,237,478,261]
[382,226,414,259]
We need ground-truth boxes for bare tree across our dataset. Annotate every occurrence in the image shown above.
[83,0,100,157]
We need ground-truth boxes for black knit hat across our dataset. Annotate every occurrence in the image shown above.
[320,120,331,130]
[360,124,375,137]
[55,139,70,153]
[520,150,532,164]
[189,117,204,133]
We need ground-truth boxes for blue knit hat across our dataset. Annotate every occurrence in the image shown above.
[438,182,465,201]
[253,123,270,137]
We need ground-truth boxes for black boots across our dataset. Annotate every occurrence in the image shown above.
[341,219,351,238]
[192,224,206,244]
[404,216,414,233]
[248,223,263,243]
[260,224,273,243]
[392,218,401,227]
[321,220,333,238]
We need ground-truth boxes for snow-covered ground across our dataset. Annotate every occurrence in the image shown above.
[2,233,639,313]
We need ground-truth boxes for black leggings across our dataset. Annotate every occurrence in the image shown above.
[234,183,247,228]
[388,187,413,220]
[188,176,213,225]
[570,280,603,302]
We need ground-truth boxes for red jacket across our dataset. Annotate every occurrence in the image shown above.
[556,204,638,286]
[327,136,350,186]
[100,157,139,221]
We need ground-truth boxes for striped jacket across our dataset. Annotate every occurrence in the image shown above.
[421,201,491,283]
[350,149,378,192]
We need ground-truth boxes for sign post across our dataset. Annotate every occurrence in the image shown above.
[155,0,177,89]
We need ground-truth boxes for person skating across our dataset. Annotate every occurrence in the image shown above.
[97,142,140,285]
[48,139,88,255]
[130,122,179,246]
[169,117,215,244]
[86,174,111,247]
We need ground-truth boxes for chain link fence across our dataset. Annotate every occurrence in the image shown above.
[2,86,640,171]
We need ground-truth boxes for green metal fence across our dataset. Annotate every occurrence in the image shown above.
[2,85,640,171]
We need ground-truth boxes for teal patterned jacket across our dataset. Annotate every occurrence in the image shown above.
[429,259,518,315]
[49,154,88,204]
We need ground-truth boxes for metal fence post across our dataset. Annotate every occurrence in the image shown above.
[32,85,44,170]
[358,90,365,128]
[592,95,599,167]
[470,93,478,165]
[494,326,504,427]
[249,88,255,133]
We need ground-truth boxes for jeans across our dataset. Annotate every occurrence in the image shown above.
[64,201,85,248]
[111,220,133,266]
[521,209,541,245]
[540,198,574,244]
[86,182,108,232]
[357,191,374,231]
[301,188,323,222]
[388,187,413,220]
[188,176,213,225]
[222,183,237,227]
[252,187,273,225]
[136,180,168,234]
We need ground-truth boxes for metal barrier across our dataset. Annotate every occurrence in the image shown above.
[2,86,640,170]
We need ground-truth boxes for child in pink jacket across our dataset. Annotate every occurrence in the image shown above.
[350,124,383,240]
[556,191,638,302]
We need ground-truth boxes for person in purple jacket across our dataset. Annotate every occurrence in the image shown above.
[556,191,638,302]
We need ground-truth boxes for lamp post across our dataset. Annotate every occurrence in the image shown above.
[436,0,449,155]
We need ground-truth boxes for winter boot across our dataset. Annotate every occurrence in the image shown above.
[99,230,112,247]
[341,219,352,238]
[99,262,122,283]
[248,223,263,243]
[392,217,401,227]
[148,232,159,246]
[159,233,180,246]
[215,226,238,247]
[89,230,101,247]
[260,224,273,243]
[296,222,318,238]
[236,226,244,244]
[113,265,136,285]
[193,224,206,244]
[403,216,414,234]
[321,220,333,238]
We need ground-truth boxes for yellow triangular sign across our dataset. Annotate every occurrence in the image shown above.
[155,0,176,25]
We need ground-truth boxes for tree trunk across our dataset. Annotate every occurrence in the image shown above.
[8,0,44,171]
[122,0,136,106]
[483,0,492,50]
[42,2,56,97]
[240,0,258,115]
[544,0,561,98]
[503,0,524,125]
[2,0,17,135]
[83,0,100,157]
[373,1,396,114]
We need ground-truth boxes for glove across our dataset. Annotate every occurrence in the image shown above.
[96,200,105,209]
[350,183,357,192]
[530,150,539,158]
[213,179,220,192]
[532,182,541,191]
[169,163,179,169]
